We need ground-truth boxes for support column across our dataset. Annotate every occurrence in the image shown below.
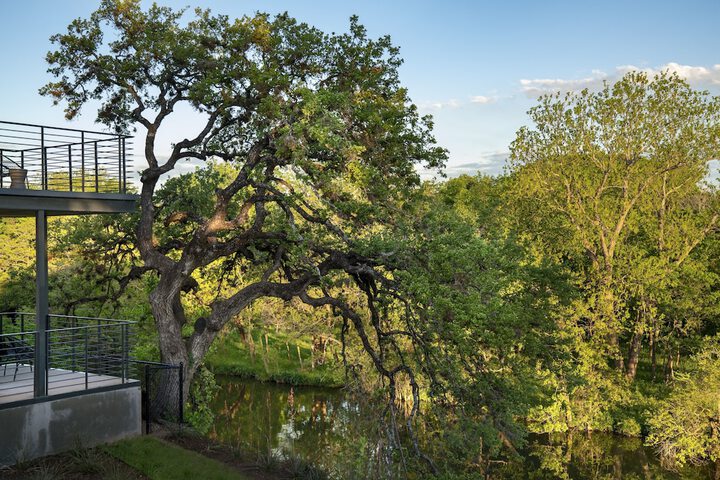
[34,210,48,397]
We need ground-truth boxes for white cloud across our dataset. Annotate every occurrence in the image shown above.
[440,151,509,178]
[519,70,609,97]
[418,99,461,111]
[520,63,720,97]
[617,62,720,85]
[418,94,501,111]
[470,95,498,105]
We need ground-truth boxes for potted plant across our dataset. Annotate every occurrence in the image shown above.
[8,168,28,189]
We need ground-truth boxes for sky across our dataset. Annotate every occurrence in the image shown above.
[1,0,719,179]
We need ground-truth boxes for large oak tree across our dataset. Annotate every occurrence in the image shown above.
[41,0,446,402]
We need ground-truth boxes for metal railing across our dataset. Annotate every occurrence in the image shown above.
[0,313,136,403]
[0,121,132,193]
[0,312,36,336]
[46,315,135,393]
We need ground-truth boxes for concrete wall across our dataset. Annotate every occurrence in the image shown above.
[0,386,141,465]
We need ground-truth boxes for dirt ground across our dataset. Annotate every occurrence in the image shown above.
[0,447,147,480]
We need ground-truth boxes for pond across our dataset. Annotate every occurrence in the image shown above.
[208,376,712,479]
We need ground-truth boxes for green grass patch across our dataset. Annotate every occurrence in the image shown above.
[206,330,345,388]
[105,436,248,480]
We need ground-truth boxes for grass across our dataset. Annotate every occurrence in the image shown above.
[105,436,249,480]
[205,330,344,388]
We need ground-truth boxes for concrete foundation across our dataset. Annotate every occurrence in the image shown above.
[0,385,141,465]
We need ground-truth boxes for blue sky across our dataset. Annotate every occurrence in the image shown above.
[1,0,719,178]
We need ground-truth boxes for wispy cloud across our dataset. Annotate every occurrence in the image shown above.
[418,99,462,111]
[520,70,608,97]
[418,95,501,111]
[616,62,720,85]
[520,63,720,97]
[418,151,509,179]
[470,95,498,105]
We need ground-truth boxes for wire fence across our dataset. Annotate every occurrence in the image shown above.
[130,360,184,433]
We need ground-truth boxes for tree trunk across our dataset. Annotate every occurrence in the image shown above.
[599,275,623,371]
[664,350,674,383]
[610,332,624,371]
[625,332,643,381]
[650,324,657,380]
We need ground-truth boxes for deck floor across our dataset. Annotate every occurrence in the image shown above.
[0,364,127,405]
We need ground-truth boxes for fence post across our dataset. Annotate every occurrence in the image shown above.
[144,364,151,434]
[178,362,184,426]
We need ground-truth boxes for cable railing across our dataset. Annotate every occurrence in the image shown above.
[0,313,136,403]
[0,121,132,194]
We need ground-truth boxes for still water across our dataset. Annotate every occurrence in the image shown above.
[209,376,711,479]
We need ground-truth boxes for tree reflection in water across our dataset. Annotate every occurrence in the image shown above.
[209,377,711,479]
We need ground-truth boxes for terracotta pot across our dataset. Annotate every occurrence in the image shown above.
[8,168,28,189]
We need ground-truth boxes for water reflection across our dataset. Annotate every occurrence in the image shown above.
[209,376,371,473]
[209,377,711,479]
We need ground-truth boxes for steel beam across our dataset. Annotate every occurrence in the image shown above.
[34,210,48,397]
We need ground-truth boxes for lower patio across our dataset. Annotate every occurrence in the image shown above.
[0,364,129,405]
[0,312,141,465]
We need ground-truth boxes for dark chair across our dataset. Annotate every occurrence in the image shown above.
[0,336,34,381]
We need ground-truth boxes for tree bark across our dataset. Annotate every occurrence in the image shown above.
[625,332,643,381]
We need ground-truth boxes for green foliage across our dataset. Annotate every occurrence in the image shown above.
[509,71,720,372]
[647,336,720,468]
[388,178,571,469]
[207,329,344,387]
[509,71,720,442]
[186,365,221,434]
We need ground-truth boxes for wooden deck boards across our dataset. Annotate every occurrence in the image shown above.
[0,364,128,405]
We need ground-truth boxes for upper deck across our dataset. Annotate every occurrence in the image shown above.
[0,121,137,216]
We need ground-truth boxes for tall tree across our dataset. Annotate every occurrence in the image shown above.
[42,0,446,403]
[509,72,720,380]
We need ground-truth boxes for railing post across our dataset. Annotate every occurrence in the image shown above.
[81,131,85,192]
[40,126,47,190]
[0,149,4,189]
[84,326,89,390]
[118,137,122,193]
[122,323,128,383]
[68,144,73,191]
[96,319,101,375]
[71,316,77,372]
[94,141,99,192]
[122,137,127,193]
